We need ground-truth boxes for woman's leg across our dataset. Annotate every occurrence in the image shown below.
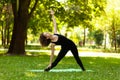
[51,48,69,68]
[45,47,69,71]
[71,46,85,71]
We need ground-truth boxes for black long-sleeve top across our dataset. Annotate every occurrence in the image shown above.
[51,34,76,49]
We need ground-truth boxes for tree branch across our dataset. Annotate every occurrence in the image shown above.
[28,0,38,19]
[11,0,18,18]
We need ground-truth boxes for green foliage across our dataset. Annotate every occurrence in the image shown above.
[0,55,120,80]
[94,29,104,46]
[28,0,65,35]
[64,0,91,27]
[28,0,106,36]
[1,0,120,50]
[0,0,10,3]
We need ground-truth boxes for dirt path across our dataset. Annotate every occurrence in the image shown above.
[26,50,120,58]
[1,49,120,58]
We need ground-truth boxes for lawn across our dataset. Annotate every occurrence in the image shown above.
[0,54,120,80]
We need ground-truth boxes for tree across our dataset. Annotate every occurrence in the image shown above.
[0,0,13,47]
[116,30,120,47]
[28,0,65,37]
[63,0,106,46]
[94,29,104,46]
[7,0,38,55]
[105,0,120,51]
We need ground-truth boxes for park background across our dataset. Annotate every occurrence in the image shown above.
[0,0,120,80]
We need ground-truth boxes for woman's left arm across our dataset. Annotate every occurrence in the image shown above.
[50,9,57,34]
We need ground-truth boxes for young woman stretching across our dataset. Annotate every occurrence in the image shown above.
[39,32,85,71]
[39,10,85,72]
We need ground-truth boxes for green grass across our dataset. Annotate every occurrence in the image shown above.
[0,54,120,80]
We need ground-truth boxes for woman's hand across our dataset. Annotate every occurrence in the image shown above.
[50,9,54,15]
[44,64,52,72]
[47,64,52,68]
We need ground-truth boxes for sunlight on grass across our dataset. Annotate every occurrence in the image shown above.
[25,72,36,77]
[0,55,120,80]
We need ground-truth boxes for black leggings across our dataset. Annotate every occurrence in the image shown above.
[51,46,85,71]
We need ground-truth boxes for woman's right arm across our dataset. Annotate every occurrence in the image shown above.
[47,43,55,67]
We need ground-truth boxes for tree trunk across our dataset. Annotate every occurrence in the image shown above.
[1,21,4,46]
[112,17,117,52]
[83,27,86,46]
[7,0,38,55]
[7,16,28,55]
[104,33,106,49]
[7,0,29,55]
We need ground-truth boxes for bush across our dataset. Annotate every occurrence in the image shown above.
[94,29,104,46]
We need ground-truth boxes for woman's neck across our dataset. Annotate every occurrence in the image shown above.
[50,35,58,42]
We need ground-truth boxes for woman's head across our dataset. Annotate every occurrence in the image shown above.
[39,33,51,47]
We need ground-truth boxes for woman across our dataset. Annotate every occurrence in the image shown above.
[39,32,85,72]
